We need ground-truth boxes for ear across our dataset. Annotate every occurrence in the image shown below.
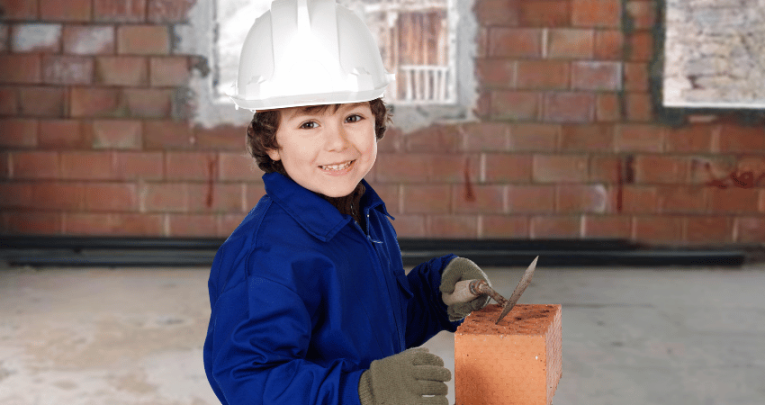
[266,148,281,161]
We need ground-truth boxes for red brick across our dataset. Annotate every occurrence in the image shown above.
[11,23,62,52]
[63,25,115,55]
[559,124,614,151]
[737,157,765,180]
[150,56,189,86]
[453,185,505,214]
[572,0,621,28]
[491,91,541,120]
[244,183,267,209]
[634,216,683,243]
[685,217,733,244]
[634,155,688,184]
[533,154,588,182]
[94,0,146,22]
[484,154,532,182]
[476,28,489,59]
[619,186,658,214]
[113,151,163,180]
[70,87,125,117]
[656,186,706,214]
[481,215,529,238]
[404,125,461,153]
[123,88,171,118]
[61,151,114,180]
[95,56,149,85]
[219,152,256,181]
[688,156,737,187]
[117,25,169,55]
[0,182,32,208]
[11,151,59,179]
[557,184,608,213]
[403,184,451,214]
[594,30,624,60]
[519,1,571,27]
[735,217,765,243]
[41,0,91,21]
[427,215,479,238]
[531,216,581,238]
[718,125,765,152]
[0,86,18,115]
[64,213,164,236]
[596,93,622,122]
[625,1,656,29]
[42,55,93,85]
[547,29,594,59]
[583,215,631,238]
[18,86,66,117]
[571,61,622,91]
[187,183,243,214]
[0,152,8,179]
[376,126,403,153]
[0,54,41,84]
[388,214,425,237]
[166,151,218,181]
[516,60,569,90]
[218,214,245,237]
[474,0,520,26]
[141,182,187,212]
[507,185,555,213]
[0,0,38,19]
[0,118,37,147]
[664,125,713,153]
[429,155,480,183]
[83,182,139,211]
[0,24,7,53]
[627,31,653,61]
[625,92,653,121]
[38,119,88,148]
[194,125,247,150]
[474,91,492,119]
[708,188,759,214]
[489,28,542,58]
[375,154,479,184]
[28,181,85,210]
[370,154,427,183]
[509,123,559,151]
[147,0,195,23]
[589,155,621,182]
[144,120,194,150]
[459,122,510,152]
[4,211,62,235]
[168,214,218,237]
[475,59,516,88]
[91,119,142,149]
[615,124,664,152]
[544,92,595,123]
[624,63,649,91]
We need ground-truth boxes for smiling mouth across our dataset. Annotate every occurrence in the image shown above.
[320,160,356,171]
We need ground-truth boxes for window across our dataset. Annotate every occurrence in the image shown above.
[179,0,477,130]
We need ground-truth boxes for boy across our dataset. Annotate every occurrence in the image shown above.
[203,0,492,404]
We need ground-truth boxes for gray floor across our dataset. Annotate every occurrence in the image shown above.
[1,260,764,405]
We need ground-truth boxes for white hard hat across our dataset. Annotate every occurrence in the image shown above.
[229,0,395,112]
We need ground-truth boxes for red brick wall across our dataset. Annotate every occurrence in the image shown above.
[1,0,764,244]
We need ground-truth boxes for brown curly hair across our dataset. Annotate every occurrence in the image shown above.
[246,98,392,175]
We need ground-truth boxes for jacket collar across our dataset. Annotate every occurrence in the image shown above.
[263,172,393,242]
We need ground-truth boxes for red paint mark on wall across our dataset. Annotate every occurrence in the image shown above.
[616,159,623,213]
[206,154,219,208]
[464,158,475,202]
[615,155,635,214]
[704,163,765,189]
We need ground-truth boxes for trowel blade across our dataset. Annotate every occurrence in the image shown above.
[496,256,538,324]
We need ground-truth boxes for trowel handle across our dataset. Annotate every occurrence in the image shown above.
[442,279,482,306]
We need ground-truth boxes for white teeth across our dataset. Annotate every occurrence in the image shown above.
[321,160,353,171]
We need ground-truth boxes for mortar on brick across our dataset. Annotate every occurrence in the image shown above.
[455,304,562,405]
[11,24,62,53]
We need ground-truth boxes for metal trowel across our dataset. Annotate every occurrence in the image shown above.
[442,256,539,324]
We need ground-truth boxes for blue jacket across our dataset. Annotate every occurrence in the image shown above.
[204,172,459,405]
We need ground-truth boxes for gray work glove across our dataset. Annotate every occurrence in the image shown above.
[439,257,492,321]
[358,347,451,405]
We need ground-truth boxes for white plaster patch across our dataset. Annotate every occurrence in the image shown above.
[12,24,62,52]
[68,26,115,55]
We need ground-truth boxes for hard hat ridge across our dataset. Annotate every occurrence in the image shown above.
[229,0,395,112]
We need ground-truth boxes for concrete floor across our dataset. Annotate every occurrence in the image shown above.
[1,260,764,405]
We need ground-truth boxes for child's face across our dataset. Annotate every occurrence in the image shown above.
[267,102,377,198]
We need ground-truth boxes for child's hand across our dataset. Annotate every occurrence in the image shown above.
[439,257,492,321]
[358,347,450,405]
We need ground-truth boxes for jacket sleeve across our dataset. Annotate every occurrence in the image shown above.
[403,253,461,348]
[206,276,364,405]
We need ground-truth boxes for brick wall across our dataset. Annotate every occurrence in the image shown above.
[1,0,764,244]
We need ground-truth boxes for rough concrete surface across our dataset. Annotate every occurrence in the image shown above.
[1,261,764,405]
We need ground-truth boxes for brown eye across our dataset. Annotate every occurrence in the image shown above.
[300,121,318,129]
[346,114,363,123]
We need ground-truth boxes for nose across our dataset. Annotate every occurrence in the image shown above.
[325,121,351,152]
